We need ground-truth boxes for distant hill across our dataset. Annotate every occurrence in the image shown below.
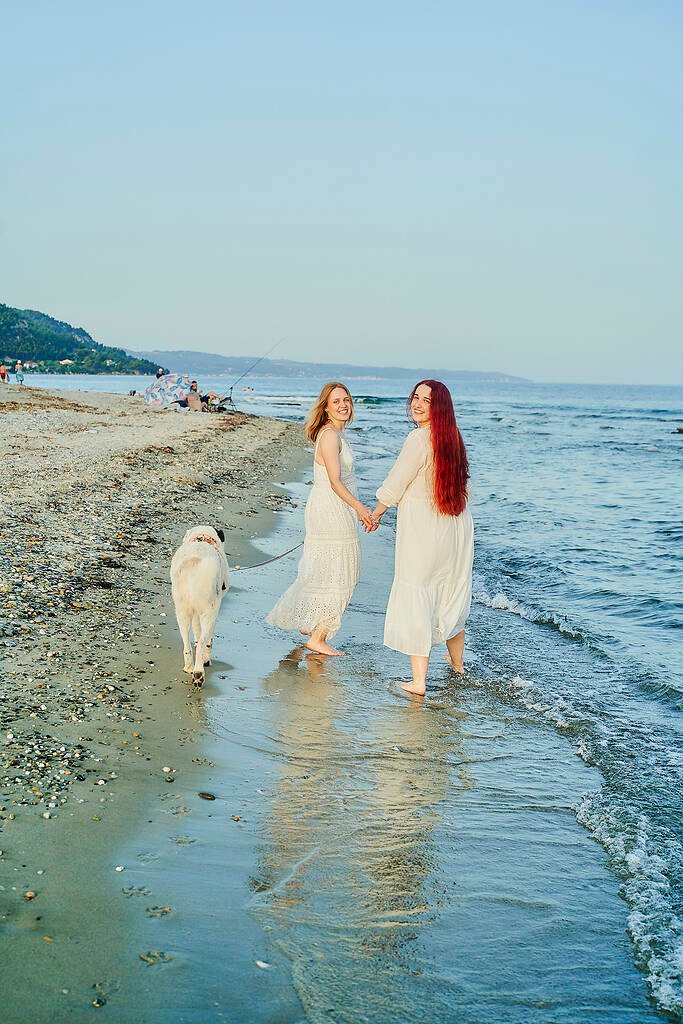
[0,304,160,375]
[128,348,529,384]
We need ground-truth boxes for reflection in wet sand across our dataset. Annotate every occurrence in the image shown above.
[250,650,471,1022]
[360,705,462,954]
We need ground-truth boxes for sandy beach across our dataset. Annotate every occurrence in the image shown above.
[0,386,306,1021]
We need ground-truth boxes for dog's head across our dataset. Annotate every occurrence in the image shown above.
[183,525,226,547]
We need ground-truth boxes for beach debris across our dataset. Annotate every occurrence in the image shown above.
[137,851,160,863]
[114,865,125,872]
[23,890,37,900]
[122,885,151,897]
[139,950,173,965]
[198,791,216,801]
[231,815,241,822]
[43,935,53,942]
[255,960,271,970]
[146,905,172,918]
[91,979,119,1004]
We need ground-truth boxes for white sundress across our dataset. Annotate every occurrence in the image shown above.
[376,426,474,658]
[266,428,361,640]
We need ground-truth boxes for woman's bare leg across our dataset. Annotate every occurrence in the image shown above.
[306,627,344,656]
[400,655,429,696]
[445,630,465,673]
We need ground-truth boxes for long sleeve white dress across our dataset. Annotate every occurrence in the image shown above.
[267,428,360,639]
[376,426,474,658]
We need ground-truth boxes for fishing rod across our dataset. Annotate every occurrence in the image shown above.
[222,338,285,408]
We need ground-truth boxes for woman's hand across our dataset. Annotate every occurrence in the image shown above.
[356,504,378,532]
[371,504,387,527]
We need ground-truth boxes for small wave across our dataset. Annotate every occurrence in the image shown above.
[633,672,683,712]
[576,795,683,1015]
[354,395,405,405]
[474,588,583,639]
[476,669,582,732]
[503,674,576,728]
[477,665,683,1016]
[244,395,311,406]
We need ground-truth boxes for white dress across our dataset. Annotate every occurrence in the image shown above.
[267,428,361,640]
[376,426,474,658]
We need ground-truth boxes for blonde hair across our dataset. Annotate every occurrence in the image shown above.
[304,382,354,442]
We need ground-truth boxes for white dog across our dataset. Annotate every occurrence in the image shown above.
[170,525,230,686]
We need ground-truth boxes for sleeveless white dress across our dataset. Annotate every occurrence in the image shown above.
[376,426,474,658]
[267,429,361,640]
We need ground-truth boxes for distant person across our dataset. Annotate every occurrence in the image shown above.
[372,380,474,696]
[0,363,9,382]
[173,381,199,410]
[15,361,24,385]
[155,367,165,379]
[189,380,219,408]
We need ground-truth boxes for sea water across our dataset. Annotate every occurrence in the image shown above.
[29,372,683,1020]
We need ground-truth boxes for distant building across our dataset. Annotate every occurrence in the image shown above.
[59,358,75,365]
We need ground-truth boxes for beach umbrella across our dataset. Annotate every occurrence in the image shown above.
[143,374,193,407]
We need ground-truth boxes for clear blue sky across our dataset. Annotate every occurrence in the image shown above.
[2,1,682,384]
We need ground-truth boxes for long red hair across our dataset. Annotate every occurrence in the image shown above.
[407,380,469,516]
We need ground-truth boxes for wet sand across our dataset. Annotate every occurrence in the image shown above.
[0,386,306,1021]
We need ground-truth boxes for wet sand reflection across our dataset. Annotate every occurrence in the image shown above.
[250,651,470,1018]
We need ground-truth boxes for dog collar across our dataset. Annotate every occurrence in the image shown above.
[192,534,219,548]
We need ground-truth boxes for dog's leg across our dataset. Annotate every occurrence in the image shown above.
[192,612,201,667]
[176,608,194,675]
[193,608,218,686]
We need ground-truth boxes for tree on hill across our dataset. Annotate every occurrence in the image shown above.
[0,303,161,374]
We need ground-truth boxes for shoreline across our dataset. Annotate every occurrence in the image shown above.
[0,386,308,1020]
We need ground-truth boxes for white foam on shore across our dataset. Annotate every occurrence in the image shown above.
[576,795,683,1015]
[494,665,683,1014]
[500,673,573,729]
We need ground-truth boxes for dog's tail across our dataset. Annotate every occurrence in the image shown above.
[172,557,223,608]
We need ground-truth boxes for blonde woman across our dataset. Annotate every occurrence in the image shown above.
[267,382,376,656]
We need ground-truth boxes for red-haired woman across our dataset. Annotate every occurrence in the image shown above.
[267,382,377,656]
[372,381,473,695]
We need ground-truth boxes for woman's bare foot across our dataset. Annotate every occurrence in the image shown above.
[306,639,345,656]
[445,651,465,674]
[400,680,426,696]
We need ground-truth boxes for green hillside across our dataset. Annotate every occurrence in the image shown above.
[0,303,160,374]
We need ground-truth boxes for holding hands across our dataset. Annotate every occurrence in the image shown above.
[371,504,387,528]
[356,503,378,532]
[355,502,387,533]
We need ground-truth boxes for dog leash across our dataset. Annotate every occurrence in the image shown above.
[230,540,304,572]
